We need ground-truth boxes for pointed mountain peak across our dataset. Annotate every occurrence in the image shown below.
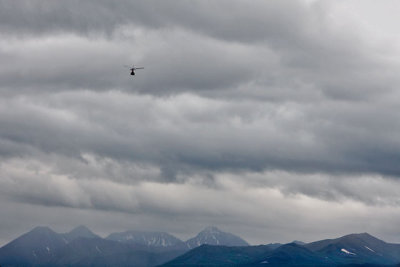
[201,226,222,234]
[27,226,58,237]
[68,225,94,235]
[305,232,387,254]
[186,226,249,248]
[340,232,383,242]
[0,226,65,264]
[31,226,54,233]
[348,232,374,238]
[63,225,99,241]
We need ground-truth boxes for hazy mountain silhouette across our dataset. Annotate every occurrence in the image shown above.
[62,225,100,242]
[185,226,249,249]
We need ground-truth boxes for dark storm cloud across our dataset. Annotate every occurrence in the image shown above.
[0,29,263,94]
[2,0,394,100]
[0,0,311,41]
[0,0,132,36]
[2,91,400,183]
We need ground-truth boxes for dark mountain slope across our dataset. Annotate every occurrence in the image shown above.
[305,233,400,265]
[162,244,272,266]
[0,226,66,266]
[0,226,186,267]
[53,237,181,267]
[250,242,333,266]
[163,233,400,267]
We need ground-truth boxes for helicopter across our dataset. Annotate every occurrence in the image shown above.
[124,65,144,76]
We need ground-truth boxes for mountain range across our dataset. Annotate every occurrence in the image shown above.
[2,226,400,266]
[164,233,400,267]
[0,225,248,267]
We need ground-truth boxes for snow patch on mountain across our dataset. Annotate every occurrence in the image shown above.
[341,248,356,255]
[365,246,375,253]
[106,231,185,248]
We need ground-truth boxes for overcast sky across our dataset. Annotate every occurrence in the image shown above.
[2,0,400,246]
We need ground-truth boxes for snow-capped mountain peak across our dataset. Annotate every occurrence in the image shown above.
[106,231,186,248]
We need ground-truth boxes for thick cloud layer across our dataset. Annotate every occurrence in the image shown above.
[1,0,400,245]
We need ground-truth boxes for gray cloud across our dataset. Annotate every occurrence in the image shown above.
[2,160,400,246]
[2,91,400,180]
[2,0,397,100]
[0,0,314,40]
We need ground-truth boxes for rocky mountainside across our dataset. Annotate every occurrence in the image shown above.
[106,230,186,250]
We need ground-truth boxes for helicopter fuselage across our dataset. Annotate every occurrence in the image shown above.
[128,66,143,76]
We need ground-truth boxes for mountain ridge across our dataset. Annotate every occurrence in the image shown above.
[62,225,100,242]
[0,225,249,267]
[106,230,187,250]
[185,226,250,249]
[2,226,400,267]
[164,233,400,267]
